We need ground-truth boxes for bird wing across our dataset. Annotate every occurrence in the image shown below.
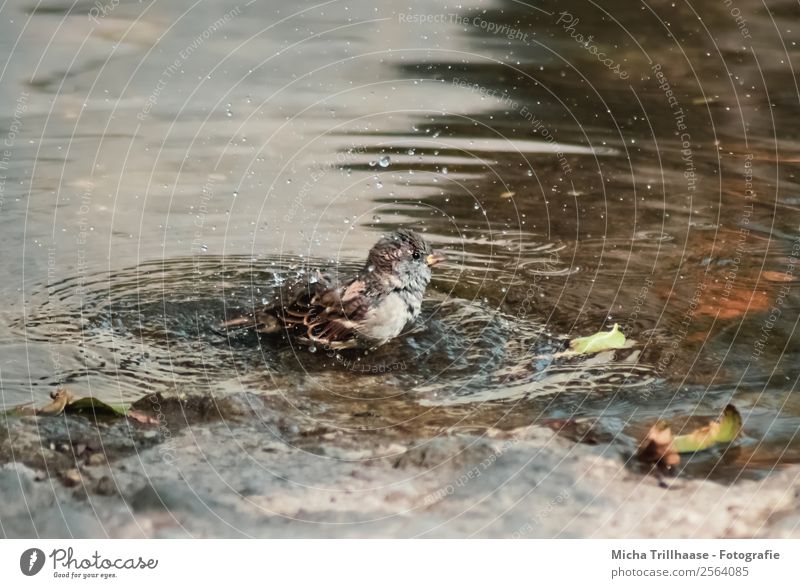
[299,277,371,347]
[219,272,370,348]
[218,271,333,334]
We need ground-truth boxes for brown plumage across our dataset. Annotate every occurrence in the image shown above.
[220,229,446,349]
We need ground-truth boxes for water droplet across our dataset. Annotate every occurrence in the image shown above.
[232,191,238,198]
[378,156,391,168]
[407,148,416,155]
[441,166,448,174]
[372,215,381,223]
[375,181,383,189]
[308,345,317,353]
[526,169,533,177]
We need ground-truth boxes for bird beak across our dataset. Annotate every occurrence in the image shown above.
[425,250,447,267]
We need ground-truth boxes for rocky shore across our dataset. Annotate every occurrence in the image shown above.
[2,391,798,538]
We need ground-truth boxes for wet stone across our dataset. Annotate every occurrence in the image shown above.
[94,475,119,496]
[59,468,83,487]
[0,414,161,473]
[127,481,216,515]
[0,463,54,516]
[130,391,288,428]
[393,437,501,470]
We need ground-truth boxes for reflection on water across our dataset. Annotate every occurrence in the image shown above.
[1,0,799,480]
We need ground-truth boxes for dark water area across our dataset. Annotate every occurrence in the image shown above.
[1,0,799,481]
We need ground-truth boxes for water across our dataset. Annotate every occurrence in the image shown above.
[1,0,798,481]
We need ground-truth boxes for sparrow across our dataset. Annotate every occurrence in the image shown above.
[220,229,446,350]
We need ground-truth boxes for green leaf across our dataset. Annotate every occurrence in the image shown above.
[65,397,128,418]
[672,405,742,454]
[2,388,131,420]
[569,323,626,354]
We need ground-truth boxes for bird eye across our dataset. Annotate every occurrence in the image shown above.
[412,251,421,260]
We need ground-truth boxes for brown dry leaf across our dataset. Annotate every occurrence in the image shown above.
[36,388,75,416]
[636,421,680,467]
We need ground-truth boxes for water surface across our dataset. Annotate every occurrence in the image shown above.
[1,0,799,480]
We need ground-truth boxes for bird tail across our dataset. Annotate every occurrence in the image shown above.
[218,315,259,330]
[217,310,282,335]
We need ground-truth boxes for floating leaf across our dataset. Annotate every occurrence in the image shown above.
[636,405,742,468]
[65,397,127,418]
[672,405,742,454]
[569,323,626,354]
[3,387,131,420]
